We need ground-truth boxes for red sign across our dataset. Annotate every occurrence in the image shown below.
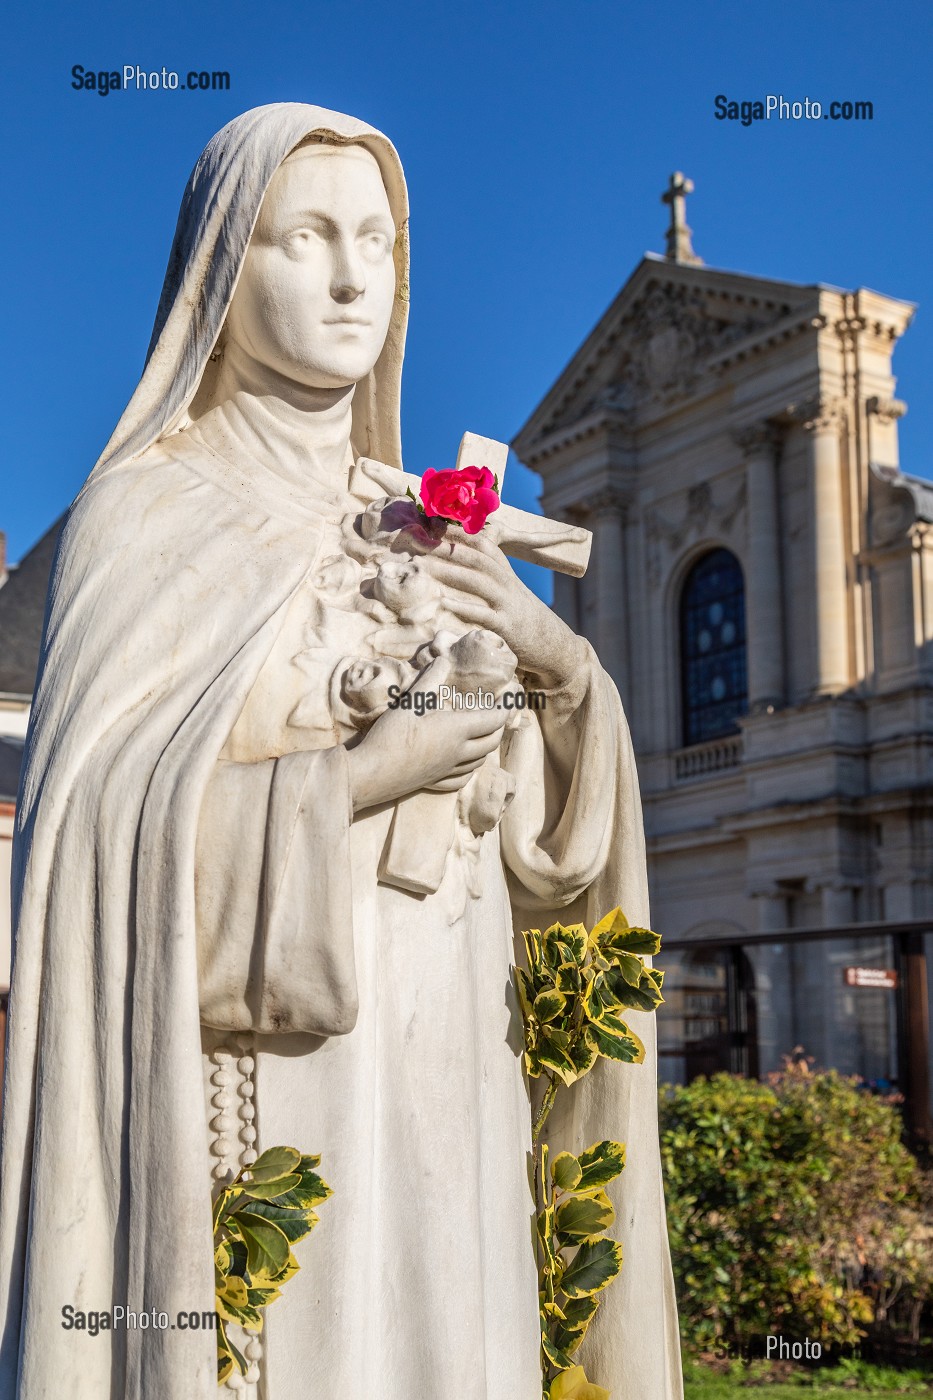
[844,966,898,990]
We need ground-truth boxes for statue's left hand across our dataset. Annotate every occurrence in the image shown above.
[417,531,589,689]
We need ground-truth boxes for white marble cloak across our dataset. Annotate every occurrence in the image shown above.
[0,103,683,1400]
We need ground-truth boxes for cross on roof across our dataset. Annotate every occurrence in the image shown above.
[661,171,703,266]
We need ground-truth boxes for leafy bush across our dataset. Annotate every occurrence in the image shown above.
[683,1354,933,1394]
[659,1061,933,1358]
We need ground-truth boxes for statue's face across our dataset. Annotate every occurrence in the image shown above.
[225,143,396,389]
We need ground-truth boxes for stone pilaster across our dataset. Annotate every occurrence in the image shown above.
[817,879,857,927]
[753,885,790,933]
[551,569,580,632]
[795,399,850,695]
[579,490,629,693]
[735,421,784,711]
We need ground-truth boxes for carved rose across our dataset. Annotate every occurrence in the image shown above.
[336,657,414,728]
[312,553,363,596]
[413,628,517,692]
[446,628,516,691]
[419,466,500,535]
[372,559,441,622]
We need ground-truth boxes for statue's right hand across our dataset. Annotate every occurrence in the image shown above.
[344,700,506,813]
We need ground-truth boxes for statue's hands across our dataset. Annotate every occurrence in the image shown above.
[344,695,506,814]
[417,532,588,688]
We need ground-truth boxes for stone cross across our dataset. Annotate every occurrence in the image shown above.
[661,171,702,266]
[349,431,593,576]
[349,434,595,895]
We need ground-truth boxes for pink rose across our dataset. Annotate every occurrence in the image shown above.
[419,465,500,535]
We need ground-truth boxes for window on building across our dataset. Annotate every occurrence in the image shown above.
[680,547,748,746]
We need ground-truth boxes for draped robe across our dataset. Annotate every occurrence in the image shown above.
[0,102,683,1400]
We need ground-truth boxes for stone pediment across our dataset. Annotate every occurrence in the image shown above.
[513,257,818,463]
[598,279,780,407]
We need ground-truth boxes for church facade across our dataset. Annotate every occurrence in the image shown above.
[513,177,933,1141]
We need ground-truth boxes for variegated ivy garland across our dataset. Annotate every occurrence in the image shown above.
[516,908,665,1400]
[212,1145,333,1384]
[209,907,662,1392]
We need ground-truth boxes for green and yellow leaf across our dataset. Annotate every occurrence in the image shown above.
[555,963,582,995]
[588,907,630,944]
[215,1293,263,1332]
[550,1323,586,1357]
[237,1215,291,1281]
[247,1146,302,1182]
[576,1141,627,1191]
[551,1152,582,1191]
[606,924,661,958]
[541,1333,575,1371]
[218,1274,249,1308]
[549,1362,611,1399]
[591,1025,645,1064]
[237,1173,302,1200]
[534,990,568,1024]
[560,1294,601,1333]
[570,1026,599,1079]
[239,1201,320,1245]
[556,1190,615,1243]
[560,1238,623,1298]
[217,1320,248,1381]
[267,1169,333,1211]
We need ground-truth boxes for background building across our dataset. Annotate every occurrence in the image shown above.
[513,176,933,1143]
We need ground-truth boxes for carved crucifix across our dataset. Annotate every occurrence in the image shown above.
[349,431,592,577]
[348,433,594,894]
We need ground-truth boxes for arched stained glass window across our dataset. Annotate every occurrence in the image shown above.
[680,548,748,746]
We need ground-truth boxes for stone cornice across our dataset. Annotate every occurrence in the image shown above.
[579,488,630,518]
[866,395,907,424]
[706,310,826,373]
[732,420,783,456]
[788,396,847,434]
[518,407,635,470]
[834,315,867,349]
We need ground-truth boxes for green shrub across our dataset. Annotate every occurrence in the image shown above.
[659,1061,933,1357]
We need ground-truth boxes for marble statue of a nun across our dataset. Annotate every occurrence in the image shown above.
[0,104,684,1400]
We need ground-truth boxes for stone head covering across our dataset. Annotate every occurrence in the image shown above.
[90,101,410,484]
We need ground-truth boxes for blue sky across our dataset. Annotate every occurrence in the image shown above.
[3,0,932,599]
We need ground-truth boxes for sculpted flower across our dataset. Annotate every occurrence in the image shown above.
[372,559,441,622]
[312,553,363,597]
[446,628,517,691]
[335,656,415,728]
[419,465,500,535]
[549,1365,610,1400]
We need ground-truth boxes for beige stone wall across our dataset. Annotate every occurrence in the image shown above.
[516,257,931,946]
